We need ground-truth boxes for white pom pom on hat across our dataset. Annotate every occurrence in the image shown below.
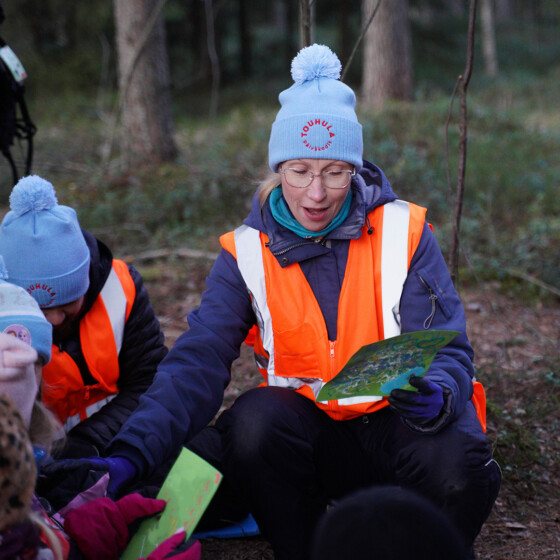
[291,44,342,85]
[269,43,363,172]
[9,175,58,218]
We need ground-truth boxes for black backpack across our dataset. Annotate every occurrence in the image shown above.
[0,13,36,185]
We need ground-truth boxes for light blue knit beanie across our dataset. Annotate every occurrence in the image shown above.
[0,175,90,308]
[268,44,363,172]
[0,257,52,364]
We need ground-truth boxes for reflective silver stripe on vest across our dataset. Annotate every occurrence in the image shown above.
[234,225,275,384]
[63,394,117,432]
[61,266,127,432]
[233,200,411,403]
[101,266,128,354]
[381,199,410,338]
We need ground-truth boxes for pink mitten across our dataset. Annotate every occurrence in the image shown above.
[144,529,202,560]
[64,493,166,560]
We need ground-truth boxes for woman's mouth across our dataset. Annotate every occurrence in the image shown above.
[303,207,328,221]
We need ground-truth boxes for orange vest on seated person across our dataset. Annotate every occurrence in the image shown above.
[42,260,135,430]
[221,200,487,431]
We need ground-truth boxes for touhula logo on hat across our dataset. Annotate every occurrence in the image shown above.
[26,282,57,307]
[301,118,336,152]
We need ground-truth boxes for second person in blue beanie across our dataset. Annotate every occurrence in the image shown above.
[0,175,168,461]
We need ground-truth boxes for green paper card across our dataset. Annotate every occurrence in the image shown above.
[316,330,459,401]
[121,447,222,560]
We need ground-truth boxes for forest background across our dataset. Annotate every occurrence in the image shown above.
[1,1,559,558]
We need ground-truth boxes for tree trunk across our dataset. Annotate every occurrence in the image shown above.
[113,0,178,170]
[362,0,413,110]
[480,0,498,77]
[495,0,513,22]
[299,0,315,48]
[238,0,251,77]
[337,0,353,69]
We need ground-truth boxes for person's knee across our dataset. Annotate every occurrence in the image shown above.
[217,387,301,459]
[217,386,323,469]
[391,408,499,507]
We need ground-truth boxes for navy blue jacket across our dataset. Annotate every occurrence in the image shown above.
[108,161,475,476]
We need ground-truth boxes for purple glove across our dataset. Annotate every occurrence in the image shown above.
[86,456,138,498]
[388,375,444,426]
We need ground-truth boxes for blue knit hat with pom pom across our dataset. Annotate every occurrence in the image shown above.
[0,175,90,308]
[268,44,363,172]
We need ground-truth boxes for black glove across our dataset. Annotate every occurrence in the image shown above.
[37,457,110,512]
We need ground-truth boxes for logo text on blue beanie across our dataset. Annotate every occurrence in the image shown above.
[26,283,57,307]
[301,118,336,152]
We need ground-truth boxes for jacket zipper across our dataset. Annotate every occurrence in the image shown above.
[328,340,337,409]
[417,274,438,329]
[271,237,326,257]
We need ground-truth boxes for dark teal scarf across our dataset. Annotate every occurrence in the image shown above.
[269,186,352,238]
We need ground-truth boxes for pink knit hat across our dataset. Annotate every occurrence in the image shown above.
[0,332,39,428]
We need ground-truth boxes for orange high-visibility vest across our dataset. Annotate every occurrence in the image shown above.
[222,200,487,430]
[42,260,135,429]
[221,200,425,420]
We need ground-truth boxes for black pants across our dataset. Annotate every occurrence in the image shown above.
[188,387,500,560]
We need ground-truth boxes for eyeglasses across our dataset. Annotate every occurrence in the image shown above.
[279,167,355,189]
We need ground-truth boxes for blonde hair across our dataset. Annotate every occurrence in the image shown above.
[257,172,281,207]
[29,511,65,560]
[28,399,63,454]
[23,401,65,559]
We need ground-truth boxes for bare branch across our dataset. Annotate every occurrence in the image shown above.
[205,0,221,121]
[448,0,478,283]
[444,76,461,195]
[300,0,313,47]
[133,247,219,263]
[505,268,560,298]
[341,0,383,82]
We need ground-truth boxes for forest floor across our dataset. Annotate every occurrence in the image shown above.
[141,256,560,560]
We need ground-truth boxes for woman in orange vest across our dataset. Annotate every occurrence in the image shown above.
[57,45,500,559]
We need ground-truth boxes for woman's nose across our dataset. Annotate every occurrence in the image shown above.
[306,175,327,201]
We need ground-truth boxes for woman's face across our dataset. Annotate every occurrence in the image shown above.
[42,296,85,343]
[280,159,352,232]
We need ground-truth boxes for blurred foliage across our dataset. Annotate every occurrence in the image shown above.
[0,1,558,296]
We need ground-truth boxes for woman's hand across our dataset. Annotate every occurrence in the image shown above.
[388,375,444,426]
